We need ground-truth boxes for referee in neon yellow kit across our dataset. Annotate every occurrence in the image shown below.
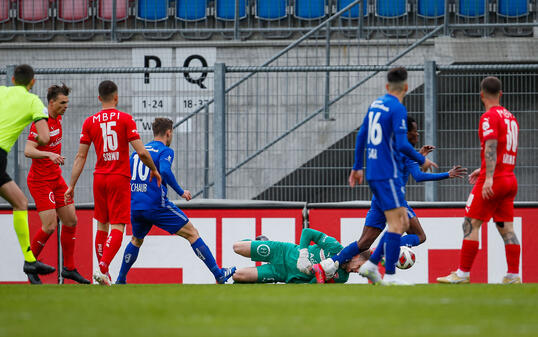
[0,64,56,282]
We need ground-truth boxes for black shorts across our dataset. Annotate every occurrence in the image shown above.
[0,148,12,187]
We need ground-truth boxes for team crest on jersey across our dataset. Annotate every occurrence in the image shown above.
[482,118,490,130]
[257,244,270,257]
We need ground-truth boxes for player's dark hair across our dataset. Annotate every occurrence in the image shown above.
[13,64,35,86]
[152,118,173,137]
[481,76,502,95]
[98,80,118,102]
[407,116,417,131]
[387,67,408,84]
[47,83,71,102]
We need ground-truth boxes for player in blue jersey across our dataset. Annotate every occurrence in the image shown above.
[309,67,437,285]
[116,118,236,284]
[312,117,467,282]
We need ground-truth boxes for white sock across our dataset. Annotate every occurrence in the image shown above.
[505,273,519,279]
[363,260,377,270]
[456,269,470,278]
[383,273,397,282]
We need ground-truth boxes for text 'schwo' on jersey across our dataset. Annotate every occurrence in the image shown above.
[130,140,174,210]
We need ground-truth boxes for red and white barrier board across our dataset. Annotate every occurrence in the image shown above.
[1,206,536,284]
[309,207,538,284]
[0,208,303,284]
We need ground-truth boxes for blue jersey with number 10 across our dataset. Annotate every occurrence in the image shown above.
[130,140,176,210]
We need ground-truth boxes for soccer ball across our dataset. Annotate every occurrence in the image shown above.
[396,246,416,270]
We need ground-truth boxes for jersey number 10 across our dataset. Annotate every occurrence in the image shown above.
[131,154,150,181]
[100,122,118,152]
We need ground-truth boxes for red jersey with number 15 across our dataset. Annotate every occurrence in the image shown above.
[478,105,518,179]
[27,115,63,181]
[80,108,140,178]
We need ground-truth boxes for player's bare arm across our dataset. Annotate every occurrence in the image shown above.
[468,168,480,184]
[33,119,50,146]
[65,143,90,202]
[130,138,162,187]
[448,165,467,179]
[181,190,192,201]
[421,157,438,172]
[24,140,65,165]
[483,139,498,199]
[348,169,363,187]
[419,145,435,156]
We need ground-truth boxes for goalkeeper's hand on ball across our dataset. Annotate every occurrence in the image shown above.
[297,248,313,274]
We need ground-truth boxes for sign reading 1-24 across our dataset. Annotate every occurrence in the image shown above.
[142,99,164,109]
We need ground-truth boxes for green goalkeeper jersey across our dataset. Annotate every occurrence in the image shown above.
[287,228,349,283]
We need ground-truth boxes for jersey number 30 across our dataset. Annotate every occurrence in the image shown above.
[100,122,118,152]
[131,154,150,181]
[367,111,382,145]
[505,119,518,153]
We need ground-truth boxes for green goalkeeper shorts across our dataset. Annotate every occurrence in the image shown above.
[250,241,293,283]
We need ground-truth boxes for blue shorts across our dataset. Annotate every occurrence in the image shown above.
[364,196,416,231]
[131,204,190,239]
[368,178,406,212]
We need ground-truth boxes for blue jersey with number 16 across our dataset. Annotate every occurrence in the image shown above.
[130,140,178,210]
[357,94,409,181]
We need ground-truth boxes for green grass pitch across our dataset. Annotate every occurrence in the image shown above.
[1,284,537,337]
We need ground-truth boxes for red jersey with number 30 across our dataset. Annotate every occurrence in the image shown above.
[27,115,63,181]
[478,105,518,179]
[80,108,140,178]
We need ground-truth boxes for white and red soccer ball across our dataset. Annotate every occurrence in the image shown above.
[397,246,416,270]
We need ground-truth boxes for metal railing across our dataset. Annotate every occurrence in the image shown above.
[2,62,537,206]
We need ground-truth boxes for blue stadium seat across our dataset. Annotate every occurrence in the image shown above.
[176,0,207,21]
[417,0,444,18]
[257,0,286,20]
[338,0,367,18]
[138,0,169,21]
[458,0,484,17]
[376,0,406,18]
[216,0,247,20]
[295,0,325,20]
[498,0,528,18]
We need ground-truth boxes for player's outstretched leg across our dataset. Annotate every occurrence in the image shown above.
[116,240,142,284]
[178,222,236,284]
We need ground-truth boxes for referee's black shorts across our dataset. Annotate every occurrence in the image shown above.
[0,148,13,187]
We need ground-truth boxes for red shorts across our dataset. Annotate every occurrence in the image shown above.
[93,174,131,225]
[27,175,73,212]
[465,175,518,222]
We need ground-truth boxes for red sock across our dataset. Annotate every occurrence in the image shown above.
[505,244,520,274]
[95,229,108,262]
[31,229,52,258]
[99,229,123,274]
[61,225,77,270]
[459,239,479,272]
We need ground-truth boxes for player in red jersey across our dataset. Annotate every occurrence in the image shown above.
[24,84,89,284]
[438,76,521,284]
[65,80,162,286]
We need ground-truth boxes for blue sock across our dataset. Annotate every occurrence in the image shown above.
[191,238,222,279]
[370,232,387,264]
[331,241,360,265]
[384,232,402,275]
[400,234,420,247]
[116,242,140,283]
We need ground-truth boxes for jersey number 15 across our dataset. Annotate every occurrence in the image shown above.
[100,122,118,152]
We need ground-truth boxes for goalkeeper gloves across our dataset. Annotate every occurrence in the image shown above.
[297,248,313,274]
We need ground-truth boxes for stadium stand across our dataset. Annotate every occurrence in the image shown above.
[257,0,287,20]
[417,0,445,18]
[58,0,90,22]
[176,0,207,21]
[216,0,247,20]
[18,0,49,22]
[497,0,531,36]
[338,0,368,18]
